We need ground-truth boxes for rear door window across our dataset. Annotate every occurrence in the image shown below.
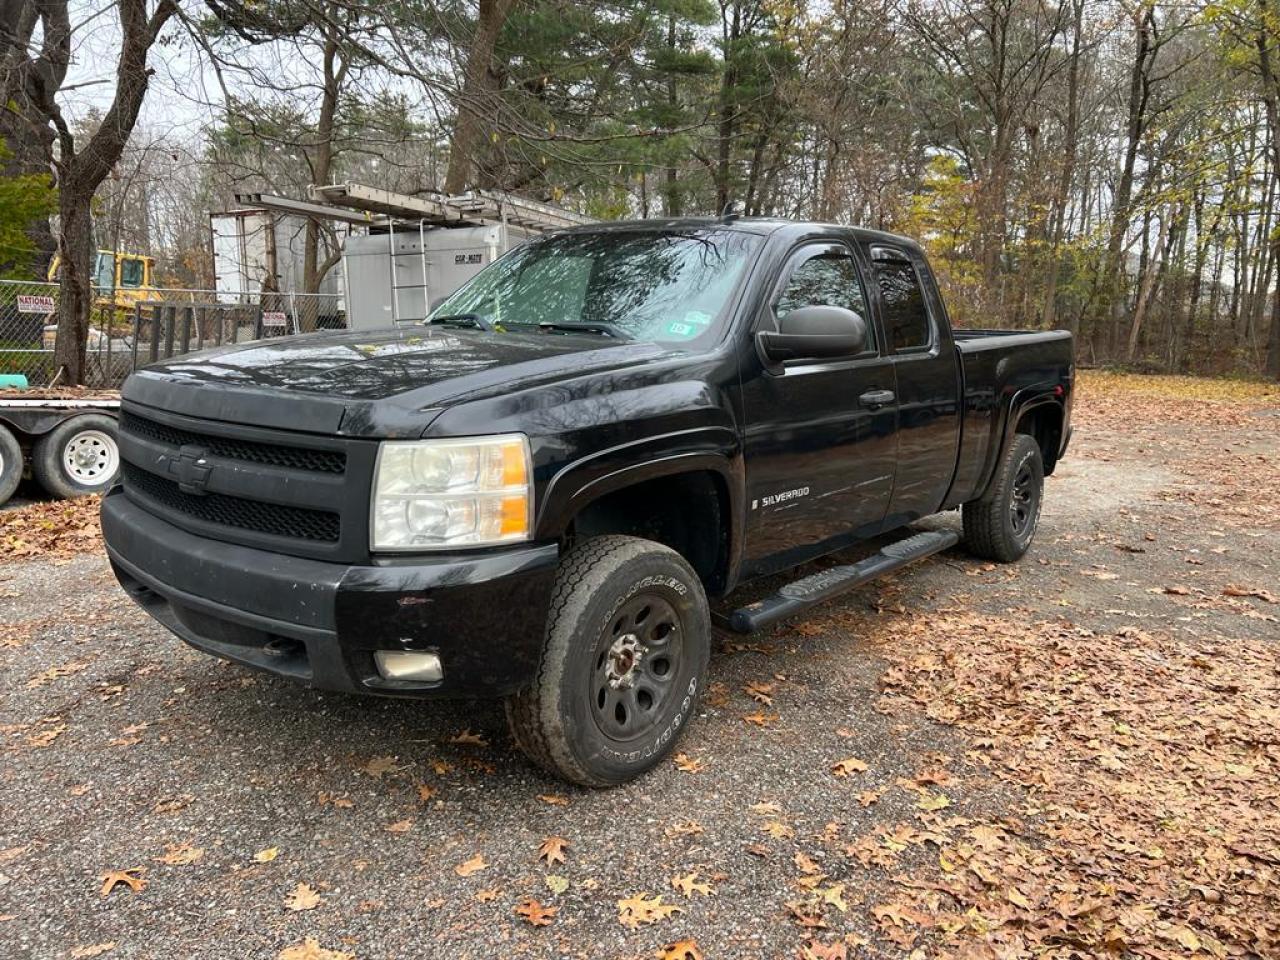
[871,250,933,352]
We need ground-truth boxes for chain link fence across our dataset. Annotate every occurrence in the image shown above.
[0,280,345,389]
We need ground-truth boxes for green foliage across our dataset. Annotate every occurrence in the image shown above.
[0,139,57,280]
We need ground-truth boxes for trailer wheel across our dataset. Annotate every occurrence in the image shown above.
[0,424,22,507]
[505,536,709,787]
[32,414,120,499]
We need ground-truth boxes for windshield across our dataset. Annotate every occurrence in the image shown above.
[426,229,760,346]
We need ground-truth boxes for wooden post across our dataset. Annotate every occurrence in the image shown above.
[148,305,161,364]
[163,305,177,359]
[180,305,193,356]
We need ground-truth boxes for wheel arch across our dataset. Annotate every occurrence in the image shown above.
[539,450,744,597]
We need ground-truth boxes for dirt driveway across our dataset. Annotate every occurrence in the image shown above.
[1,373,1277,960]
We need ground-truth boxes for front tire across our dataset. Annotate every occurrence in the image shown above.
[32,414,120,499]
[962,433,1044,562]
[506,535,709,787]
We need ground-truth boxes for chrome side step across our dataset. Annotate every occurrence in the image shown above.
[716,529,959,635]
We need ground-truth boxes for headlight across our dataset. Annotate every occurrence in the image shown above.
[371,435,532,550]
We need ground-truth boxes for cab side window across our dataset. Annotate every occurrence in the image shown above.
[775,247,874,351]
[871,252,932,352]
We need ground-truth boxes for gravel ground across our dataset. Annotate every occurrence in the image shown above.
[1,383,1276,960]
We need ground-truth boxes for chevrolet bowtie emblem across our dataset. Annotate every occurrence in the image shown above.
[167,444,213,495]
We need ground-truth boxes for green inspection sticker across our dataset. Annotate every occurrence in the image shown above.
[664,310,713,339]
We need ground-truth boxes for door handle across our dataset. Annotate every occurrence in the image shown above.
[859,389,895,409]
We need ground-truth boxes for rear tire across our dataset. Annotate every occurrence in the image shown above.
[506,535,709,787]
[962,433,1044,563]
[0,424,22,507]
[32,414,120,499]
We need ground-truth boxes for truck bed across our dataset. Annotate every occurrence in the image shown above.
[947,328,1073,507]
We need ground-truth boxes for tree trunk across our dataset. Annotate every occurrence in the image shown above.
[300,18,347,332]
[1042,0,1084,332]
[44,0,175,384]
[52,193,92,384]
[444,0,517,194]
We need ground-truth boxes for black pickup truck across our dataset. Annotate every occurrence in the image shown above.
[101,218,1072,786]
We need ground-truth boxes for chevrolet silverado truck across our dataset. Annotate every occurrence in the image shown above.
[101,218,1073,786]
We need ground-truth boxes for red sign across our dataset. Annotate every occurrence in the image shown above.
[261,311,288,328]
[17,294,55,314]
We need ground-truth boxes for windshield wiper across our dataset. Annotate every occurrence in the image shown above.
[429,312,494,332]
[537,321,634,340]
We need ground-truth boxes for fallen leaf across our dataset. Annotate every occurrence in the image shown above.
[743,711,778,727]
[665,820,704,838]
[384,819,413,834]
[98,868,146,897]
[744,680,775,705]
[544,874,569,895]
[449,729,489,748]
[359,756,400,778]
[830,757,868,777]
[537,793,569,806]
[69,944,116,958]
[915,792,950,811]
[749,801,782,815]
[538,836,569,866]
[416,784,438,802]
[819,884,848,912]
[617,892,682,929]
[155,843,203,866]
[1223,584,1278,603]
[276,939,354,960]
[763,820,795,839]
[672,752,704,773]
[253,847,279,863]
[454,854,487,877]
[657,939,704,960]
[283,883,321,912]
[475,888,499,902]
[515,898,557,926]
[671,871,714,897]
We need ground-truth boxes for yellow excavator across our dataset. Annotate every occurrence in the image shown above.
[47,250,158,314]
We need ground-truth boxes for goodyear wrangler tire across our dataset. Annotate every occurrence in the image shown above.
[505,535,709,787]
[962,433,1044,563]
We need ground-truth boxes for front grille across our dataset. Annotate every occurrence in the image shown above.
[120,411,346,474]
[123,463,341,543]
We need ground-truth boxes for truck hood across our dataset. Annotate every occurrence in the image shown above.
[122,326,676,437]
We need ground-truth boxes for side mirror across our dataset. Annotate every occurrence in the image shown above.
[756,305,868,367]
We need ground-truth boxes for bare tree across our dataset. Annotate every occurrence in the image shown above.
[4,0,178,385]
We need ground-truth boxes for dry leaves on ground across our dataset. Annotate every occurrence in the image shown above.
[617,893,682,929]
[1,496,102,561]
[283,883,321,912]
[657,939,703,960]
[276,939,355,960]
[454,854,487,877]
[867,607,1280,956]
[537,836,568,866]
[98,868,146,897]
[514,898,557,927]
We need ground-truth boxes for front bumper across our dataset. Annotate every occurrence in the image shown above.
[101,489,560,698]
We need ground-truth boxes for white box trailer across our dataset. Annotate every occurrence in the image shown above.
[209,210,345,305]
[230,184,596,333]
[342,222,543,330]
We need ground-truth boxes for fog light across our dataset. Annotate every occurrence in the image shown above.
[374,650,443,682]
